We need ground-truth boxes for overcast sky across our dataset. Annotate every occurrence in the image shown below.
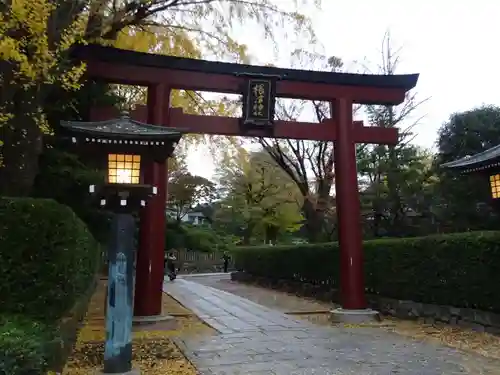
[187,1,500,179]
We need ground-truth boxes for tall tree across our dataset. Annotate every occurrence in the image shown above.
[215,147,303,244]
[356,32,429,237]
[0,0,87,195]
[167,170,218,223]
[358,146,437,237]
[259,52,343,243]
[0,0,319,196]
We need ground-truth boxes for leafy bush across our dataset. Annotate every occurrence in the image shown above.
[165,221,233,252]
[33,148,112,244]
[232,231,500,312]
[0,197,101,322]
[0,315,58,375]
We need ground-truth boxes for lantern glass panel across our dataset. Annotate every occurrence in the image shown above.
[108,154,141,184]
[490,174,500,199]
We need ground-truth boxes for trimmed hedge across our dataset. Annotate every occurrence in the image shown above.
[0,197,101,321]
[232,231,500,312]
[33,148,112,245]
[0,197,101,374]
[0,315,58,375]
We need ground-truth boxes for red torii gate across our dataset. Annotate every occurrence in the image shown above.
[75,44,418,320]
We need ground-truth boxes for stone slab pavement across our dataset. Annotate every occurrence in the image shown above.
[186,272,335,313]
[164,274,500,375]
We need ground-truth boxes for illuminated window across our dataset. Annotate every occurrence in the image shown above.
[108,154,141,184]
[490,174,500,199]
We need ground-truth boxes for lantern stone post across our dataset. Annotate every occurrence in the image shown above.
[59,116,182,375]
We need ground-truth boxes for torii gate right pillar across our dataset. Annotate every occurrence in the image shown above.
[331,98,367,313]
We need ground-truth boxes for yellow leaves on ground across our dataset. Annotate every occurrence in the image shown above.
[382,316,500,360]
[62,281,214,375]
[65,339,196,375]
[299,313,500,360]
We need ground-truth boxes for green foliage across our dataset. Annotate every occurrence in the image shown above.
[32,148,112,244]
[358,145,438,238]
[0,197,101,322]
[233,231,500,312]
[215,148,303,244]
[165,220,233,252]
[435,105,500,232]
[0,315,57,375]
[168,170,218,222]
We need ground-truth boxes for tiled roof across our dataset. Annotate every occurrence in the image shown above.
[441,144,500,172]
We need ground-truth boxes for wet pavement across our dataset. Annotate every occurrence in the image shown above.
[190,273,335,313]
[164,274,500,375]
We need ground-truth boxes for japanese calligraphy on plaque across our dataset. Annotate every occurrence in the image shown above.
[242,78,276,126]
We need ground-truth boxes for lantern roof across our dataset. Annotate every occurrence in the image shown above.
[441,144,500,173]
[60,114,181,141]
[60,115,182,162]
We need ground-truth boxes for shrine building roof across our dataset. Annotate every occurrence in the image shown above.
[441,144,500,173]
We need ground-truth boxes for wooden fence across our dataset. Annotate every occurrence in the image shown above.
[174,250,234,274]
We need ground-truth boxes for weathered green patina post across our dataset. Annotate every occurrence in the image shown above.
[59,115,182,374]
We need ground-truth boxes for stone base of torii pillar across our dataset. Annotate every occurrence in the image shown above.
[329,308,381,324]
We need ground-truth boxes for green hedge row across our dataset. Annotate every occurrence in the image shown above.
[232,231,500,312]
[33,148,112,245]
[0,315,58,375]
[0,197,102,374]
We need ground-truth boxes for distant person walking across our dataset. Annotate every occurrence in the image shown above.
[165,251,177,280]
[222,252,231,273]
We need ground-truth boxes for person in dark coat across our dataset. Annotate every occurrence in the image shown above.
[222,252,230,273]
[165,251,177,276]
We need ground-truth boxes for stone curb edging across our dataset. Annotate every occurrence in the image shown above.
[230,271,500,335]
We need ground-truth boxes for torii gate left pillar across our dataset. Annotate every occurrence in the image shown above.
[132,84,170,319]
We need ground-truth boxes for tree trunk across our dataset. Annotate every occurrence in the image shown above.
[265,225,278,245]
[242,223,255,245]
[0,109,43,196]
[386,146,405,236]
[302,199,325,243]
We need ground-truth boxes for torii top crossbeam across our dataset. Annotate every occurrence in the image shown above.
[74,44,417,105]
[74,44,418,144]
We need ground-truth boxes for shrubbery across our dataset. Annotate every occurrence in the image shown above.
[232,231,500,312]
[165,220,234,252]
[0,197,101,374]
[0,197,101,321]
[0,315,58,375]
[33,148,112,244]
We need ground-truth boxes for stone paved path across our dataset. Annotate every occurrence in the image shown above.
[189,273,335,313]
[164,275,500,375]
